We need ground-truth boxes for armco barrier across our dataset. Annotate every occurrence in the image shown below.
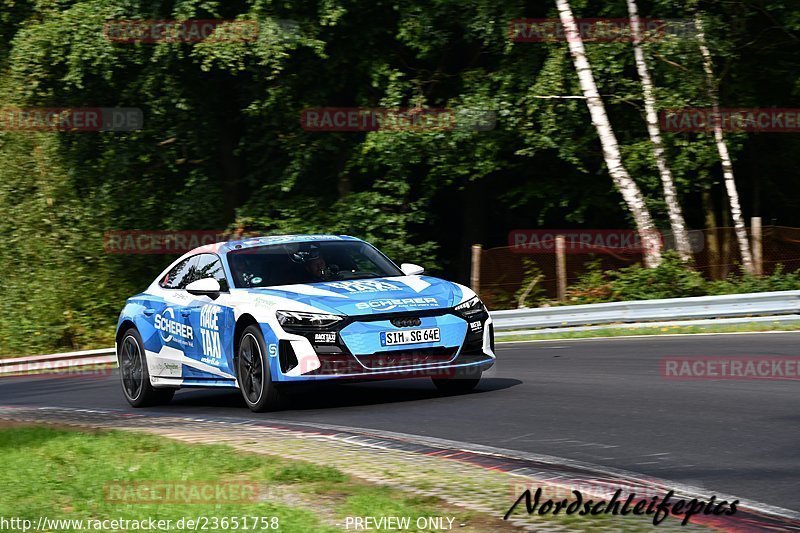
[490,290,800,331]
[3,290,800,373]
[0,348,116,375]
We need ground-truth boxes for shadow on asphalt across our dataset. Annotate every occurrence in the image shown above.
[169,377,522,412]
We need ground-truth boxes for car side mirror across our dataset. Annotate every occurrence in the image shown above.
[186,278,221,297]
[400,263,425,276]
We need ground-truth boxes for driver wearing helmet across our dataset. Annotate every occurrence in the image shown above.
[305,255,329,281]
[291,245,332,282]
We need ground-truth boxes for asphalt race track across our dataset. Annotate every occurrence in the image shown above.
[1,332,797,513]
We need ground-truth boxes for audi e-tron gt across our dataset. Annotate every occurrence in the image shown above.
[116,235,495,411]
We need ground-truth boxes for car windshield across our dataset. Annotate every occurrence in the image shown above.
[227,240,404,288]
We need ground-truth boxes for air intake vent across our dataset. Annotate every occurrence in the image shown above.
[278,340,299,373]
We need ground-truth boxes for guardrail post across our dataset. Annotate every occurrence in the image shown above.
[752,217,763,276]
[556,235,567,301]
[470,244,482,297]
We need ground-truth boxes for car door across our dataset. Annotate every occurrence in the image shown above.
[180,253,235,378]
[150,255,198,360]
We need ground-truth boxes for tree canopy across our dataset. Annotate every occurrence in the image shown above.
[1,0,799,354]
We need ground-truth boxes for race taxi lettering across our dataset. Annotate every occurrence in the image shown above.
[199,304,223,364]
[314,332,337,344]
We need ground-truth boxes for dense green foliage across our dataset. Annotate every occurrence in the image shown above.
[564,253,800,305]
[1,1,800,354]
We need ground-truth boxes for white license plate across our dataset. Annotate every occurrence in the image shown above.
[381,328,440,346]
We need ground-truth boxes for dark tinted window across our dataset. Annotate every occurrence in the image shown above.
[228,241,402,288]
[188,253,229,291]
[159,257,197,289]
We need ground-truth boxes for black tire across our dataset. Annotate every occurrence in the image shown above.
[431,368,482,394]
[118,328,175,407]
[237,325,280,412]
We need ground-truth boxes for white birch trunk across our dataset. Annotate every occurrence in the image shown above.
[627,0,693,261]
[555,0,662,267]
[695,16,754,274]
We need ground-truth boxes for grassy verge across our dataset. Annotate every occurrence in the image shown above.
[0,424,512,532]
[497,320,800,342]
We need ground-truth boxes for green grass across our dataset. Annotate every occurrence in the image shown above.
[0,425,492,532]
[498,320,800,342]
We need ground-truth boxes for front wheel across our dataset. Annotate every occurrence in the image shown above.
[118,328,175,407]
[237,325,280,412]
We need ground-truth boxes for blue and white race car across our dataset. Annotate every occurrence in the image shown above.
[115,235,495,411]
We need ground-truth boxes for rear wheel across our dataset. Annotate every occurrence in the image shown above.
[431,368,482,394]
[118,328,175,407]
[237,325,280,412]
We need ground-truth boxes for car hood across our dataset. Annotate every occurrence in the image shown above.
[239,276,466,317]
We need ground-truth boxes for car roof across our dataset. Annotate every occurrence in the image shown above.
[216,234,363,254]
[151,235,366,290]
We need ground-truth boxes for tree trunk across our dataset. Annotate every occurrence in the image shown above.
[695,16,754,274]
[721,199,731,278]
[338,173,352,198]
[702,188,720,279]
[626,0,692,261]
[555,0,662,267]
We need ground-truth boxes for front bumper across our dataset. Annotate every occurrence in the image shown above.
[271,308,495,382]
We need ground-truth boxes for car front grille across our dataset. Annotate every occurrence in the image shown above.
[354,347,458,370]
[299,309,491,377]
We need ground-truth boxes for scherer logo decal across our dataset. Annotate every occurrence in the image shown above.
[356,297,439,312]
[154,307,193,346]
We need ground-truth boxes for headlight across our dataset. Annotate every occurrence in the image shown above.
[276,311,344,330]
[454,296,485,316]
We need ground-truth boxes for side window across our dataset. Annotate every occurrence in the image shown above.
[160,257,197,289]
[190,253,230,291]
